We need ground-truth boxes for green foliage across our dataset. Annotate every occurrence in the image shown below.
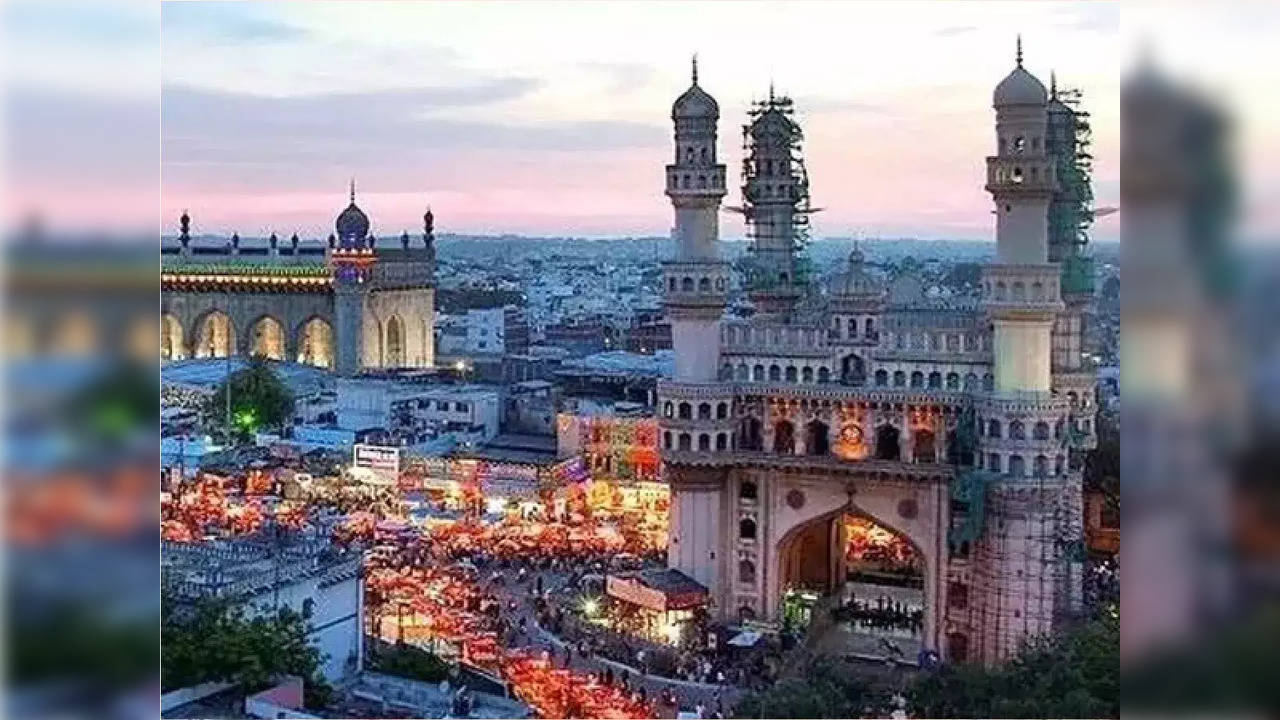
[732,656,890,719]
[909,614,1118,719]
[202,355,294,443]
[940,262,983,291]
[162,596,331,709]
[66,361,157,443]
[11,601,156,690]
[369,642,452,683]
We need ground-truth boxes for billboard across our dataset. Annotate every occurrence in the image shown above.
[353,444,401,485]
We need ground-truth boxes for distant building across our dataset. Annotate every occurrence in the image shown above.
[161,183,437,375]
[162,529,363,684]
[334,378,501,443]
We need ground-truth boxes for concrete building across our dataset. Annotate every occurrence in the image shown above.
[162,529,364,684]
[657,46,1095,665]
[161,183,436,376]
[334,378,501,443]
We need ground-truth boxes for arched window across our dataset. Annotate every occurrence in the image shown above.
[1034,455,1049,476]
[753,364,765,382]
[875,425,901,461]
[739,518,757,540]
[739,560,756,584]
[1008,455,1026,477]
[740,480,758,500]
[988,419,1002,438]
[663,431,672,449]
[1034,421,1050,440]
[893,371,906,387]
[681,277,694,292]
[785,366,798,383]
[736,363,748,381]
[983,374,994,391]
[700,147,708,162]
[865,317,875,338]
[964,373,978,391]
[1009,420,1025,440]
[910,371,924,388]
[773,420,795,454]
[818,367,830,383]
[988,453,1001,472]
[698,434,711,451]
[716,433,727,451]
[769,365,782,382]
[720,363,734,381]
[875,369,889,386]
[678,402,692,420]
[698,403,711,420]
[1054,419,1065,438]
[913,429,936,463]
[806,420,829,456]
[801,367,814,384]
[663,401,674,418]
[946,372,960,390]
[717,402,728,420]
[697,175,707,189]
[668,277,677,291]
[928,371,942,389]
[740,416,763,451]
[847,317,857,337]
[678,433,691,451]
[1055,455,1065,475]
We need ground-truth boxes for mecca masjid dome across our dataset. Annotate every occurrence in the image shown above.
[335,181,370,245]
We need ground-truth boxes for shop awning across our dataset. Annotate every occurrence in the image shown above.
[606,568,707,613]
[727,630,762,647]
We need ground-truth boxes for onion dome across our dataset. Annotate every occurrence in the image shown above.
[830,247,883,297]
[672,55,719,120]
[993,36,1047,107]
[335,179,370,247]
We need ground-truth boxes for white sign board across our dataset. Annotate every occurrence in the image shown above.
[353,444,401,485]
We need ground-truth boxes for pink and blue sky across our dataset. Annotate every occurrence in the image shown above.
[154,1,1124,241]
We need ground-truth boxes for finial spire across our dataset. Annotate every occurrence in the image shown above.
[1050,70,1057,98]
[691,54,698,84]
[349,177,356,203]
[768,80,775,103]
[1016,34,1023,66]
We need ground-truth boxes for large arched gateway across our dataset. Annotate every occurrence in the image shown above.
[778,511,926,659]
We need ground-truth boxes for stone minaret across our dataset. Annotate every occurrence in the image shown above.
[970,38,1081,663]
[742,87,808,318]
[659,57,735,606]
[331,180,373,376]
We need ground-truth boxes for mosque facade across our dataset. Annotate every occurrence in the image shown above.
[160,184,436,375]
[658,44,1097,665]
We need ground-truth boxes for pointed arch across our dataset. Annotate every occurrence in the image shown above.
[247,315,286,360]
[194,310,235,358]
[161,314,185,361]
[384,314,405,367]
[297,316,334,369]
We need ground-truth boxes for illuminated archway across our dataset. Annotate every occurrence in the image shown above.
[5,315,36,360]
[50,311,98,357]
[778,511,926,654]
[195,311,235,358]
[385,315,404,367]
[297,317,334,369]
[248,316,286,360]
[162,315,185,361]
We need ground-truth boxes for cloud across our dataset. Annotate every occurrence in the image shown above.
[162,3,307,43]
[161,83,665,194]
[935,25,978,37]
[579,62,658,95]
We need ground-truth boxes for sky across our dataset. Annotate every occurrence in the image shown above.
[20,1,1280,242]
[151,1,1123,241]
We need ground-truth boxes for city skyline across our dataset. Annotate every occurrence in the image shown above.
[159,2,1121,241]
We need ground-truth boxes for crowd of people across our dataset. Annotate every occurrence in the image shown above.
[832,594,925,636]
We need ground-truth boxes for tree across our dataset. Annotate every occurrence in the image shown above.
[732,655,894,718]
[162,596,331,710]
[909,614,1118,718]
[66,360,157,444]
[1085,412,1119,515]
[202,355,294,443]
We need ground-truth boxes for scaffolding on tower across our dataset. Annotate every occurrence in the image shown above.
[729,90,821,295]
[1048,83,1095,296]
